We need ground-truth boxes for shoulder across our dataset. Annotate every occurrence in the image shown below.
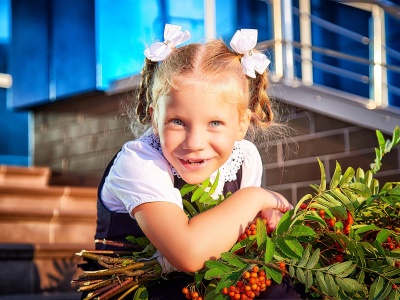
[111,131,173,179]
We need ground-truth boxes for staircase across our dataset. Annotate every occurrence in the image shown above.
[0,165,97,299]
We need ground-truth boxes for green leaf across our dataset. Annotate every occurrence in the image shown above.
[330,161,342,189]
[220,252,247,269]
[368,276,385,300]
[201,178,210,189]
[183,199,198,217]
[203,260,230,273]
[265,266,283,284]
[331,188,355,212]
[336,263,357,278]
[316,271,330,296]
[214,271,242,292]
[264,236,274,264]
[325,273,339,297]
[205,289,225,300]
[317,158,327,192]
[304,212,328,228]
[330,205,348,220]
[355,224,380,235]
[339,167,355,187]
[313,196,335,208]
[378,281,395,300]
[376,229,391,244]
[191,187,204,202]
[209,171,220,195]
[383,267,400,277]
[256,218,268,250]
[296,268,306,284]
[297,244,311,268]
[305,248,320,269]
[327,261,354,275]
[335,277,364,293]
[180,183,196,196]
[304,269,313,290]
[199,191,214,204]
[276,237,303,259]
[289,225,317,242]
[388,289,400,300]
[289,265,295,278]
[133,286,149,300]
[276,210,294,236]
[293,193,313,215]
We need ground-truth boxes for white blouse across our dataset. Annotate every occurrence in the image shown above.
[101,130,263,216]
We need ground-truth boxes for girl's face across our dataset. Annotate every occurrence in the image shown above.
[154,83,251,184]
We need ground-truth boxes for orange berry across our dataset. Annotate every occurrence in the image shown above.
[242,271,251,279]
[191,291,198,299]
[182,287,189,294]
[252,265,259,273]
[222,287,229,295]
[279,261,286,269]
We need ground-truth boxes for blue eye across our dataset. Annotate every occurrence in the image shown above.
[210,121,221,127]
[171,119,184,126]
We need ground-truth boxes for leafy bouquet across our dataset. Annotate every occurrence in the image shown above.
[73,126,400,300]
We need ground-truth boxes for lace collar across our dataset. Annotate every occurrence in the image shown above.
[138,130,244,183]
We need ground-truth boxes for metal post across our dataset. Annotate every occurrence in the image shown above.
[204,0,216,40]
[282,0,295,83]
[299,0,313,85]
[370,4,388,108]
[272,0,284,79]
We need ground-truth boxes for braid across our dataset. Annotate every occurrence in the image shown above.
[248,71,273,128]
[135,58,158,125]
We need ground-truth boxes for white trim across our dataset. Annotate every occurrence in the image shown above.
[0,73,12,88]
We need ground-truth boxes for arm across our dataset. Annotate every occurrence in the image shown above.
[133,186,291,273]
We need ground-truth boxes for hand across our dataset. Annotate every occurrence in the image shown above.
[260,190,293,231]
[259,209,284,231]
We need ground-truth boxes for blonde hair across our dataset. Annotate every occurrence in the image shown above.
[132,39,282,144]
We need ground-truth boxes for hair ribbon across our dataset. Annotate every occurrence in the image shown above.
[144,24,191,62]
[230,29,270,78]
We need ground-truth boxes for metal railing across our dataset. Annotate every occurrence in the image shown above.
[266,0,400,110]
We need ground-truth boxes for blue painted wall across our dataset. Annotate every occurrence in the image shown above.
[0,0,30,166]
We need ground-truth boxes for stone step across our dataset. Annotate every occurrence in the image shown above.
[0,243,94,298]
[0,207,97,244]
[0,165,51,187]
[0,184,97,212]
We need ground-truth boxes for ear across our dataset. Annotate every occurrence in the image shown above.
[236,108,251,141]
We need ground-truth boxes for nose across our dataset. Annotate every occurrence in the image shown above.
[183,128,205,151]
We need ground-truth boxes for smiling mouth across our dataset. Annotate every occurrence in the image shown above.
[183,159,205,165]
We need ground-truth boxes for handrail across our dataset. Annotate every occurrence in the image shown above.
[267,0,400,109]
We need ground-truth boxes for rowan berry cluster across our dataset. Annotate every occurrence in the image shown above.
[221,265,271,300]
[302,203,355,235]
[235,218,270,255]
[182,286,203,300]
[385,236,400,251]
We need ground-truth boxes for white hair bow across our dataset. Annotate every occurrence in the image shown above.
[230,29,270,78]
[144,24,191,62]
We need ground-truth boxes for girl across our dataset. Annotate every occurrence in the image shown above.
[92,25,306,299]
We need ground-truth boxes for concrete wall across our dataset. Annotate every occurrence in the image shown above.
[33,89,400,205]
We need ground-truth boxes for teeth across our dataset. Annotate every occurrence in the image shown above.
[186,159,203,164]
